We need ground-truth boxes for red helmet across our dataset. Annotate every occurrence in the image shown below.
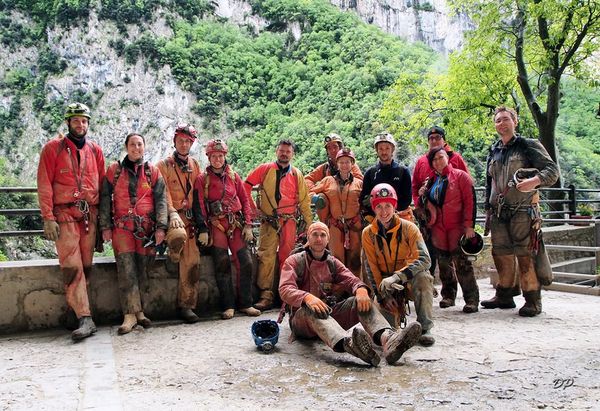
[173,123,197,143]
[335,148,355,163]
[370,183,397,209]
[205,139,228,156]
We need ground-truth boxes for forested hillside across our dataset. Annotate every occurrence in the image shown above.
[0,0,598,259]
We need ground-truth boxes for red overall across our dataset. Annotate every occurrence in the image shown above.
[37,135,105,318]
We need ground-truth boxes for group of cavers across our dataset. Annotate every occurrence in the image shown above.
[37,102,557,366]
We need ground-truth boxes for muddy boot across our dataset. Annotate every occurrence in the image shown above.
[511,283,521,296]
[519,290,542,317]
[480,286,516,309]
[212,247,235,313]
[62,308,79,331]
[239,307,261,317]
[463,302,479,313]
[221,308,235,320]
[136,311,152,328]
[118,314,137,335]
[439,298,455,308]
[253,298,273,311]
[418,329,435,347]
[71,316,97,341]
[343,328,380,366]
[381,322,422,364]
[179,308,201,324]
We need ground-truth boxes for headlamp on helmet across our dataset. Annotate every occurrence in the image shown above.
[205,138,228,156]
[64,102,91,120]
[370,183,398,209]
[460,233,484,260]
[324,133,343,148]
[373,132,396,149]
[251,320,279,354]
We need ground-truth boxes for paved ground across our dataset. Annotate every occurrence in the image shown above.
[1,280,599,410]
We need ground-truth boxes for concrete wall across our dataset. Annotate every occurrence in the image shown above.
[0,225,595,334]
[0,255,222,334]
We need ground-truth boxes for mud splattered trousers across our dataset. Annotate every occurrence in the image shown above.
[437,248,479,304]
[209,217,254,310]
[290,297,391,349]
[256,218,296,303]
[490,210,539,292]
[378,270,435,332]
[112,222,155,315]
[165,215,200,310]
[55,205,97,318]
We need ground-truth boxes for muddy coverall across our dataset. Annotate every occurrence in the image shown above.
[305,160,363,222]
[99,158,168,315]
[193,165,254,310]
[422,164,478,305]
[157,155,202,310]
[412,145,469,277]
[310,174,363,277]
[362,215,434,332]
[359,160,414,222]
[486,135,558,292]
[245,162,313,304]
[279,249,391,350]
[37,134,105,319]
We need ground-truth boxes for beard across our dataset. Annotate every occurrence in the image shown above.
[68,125,87,139]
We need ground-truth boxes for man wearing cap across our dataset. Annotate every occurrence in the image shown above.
[305,133,363,222]
[245,139,313,311]
[412,126,470,284]
[158,124,204,323]
[279,222,422,366]
[362,184,435,346]
[37,102,105,341]
[359,133,413,222]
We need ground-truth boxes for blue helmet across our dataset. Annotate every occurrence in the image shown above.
[251,320,279,353]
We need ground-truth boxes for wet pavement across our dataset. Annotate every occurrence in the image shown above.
[1,280,599,410]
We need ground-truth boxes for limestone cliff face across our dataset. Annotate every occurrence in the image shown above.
[2,0,466,183]
[330,0,471,54]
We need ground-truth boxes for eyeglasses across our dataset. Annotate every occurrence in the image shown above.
[428,134,443,141]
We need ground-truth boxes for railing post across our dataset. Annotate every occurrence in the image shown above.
[568,184,576,216]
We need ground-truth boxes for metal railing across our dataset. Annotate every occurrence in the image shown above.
[1,185,599,238]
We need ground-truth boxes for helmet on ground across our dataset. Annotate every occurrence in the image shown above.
[205,138,228,156]
[460,233,484,257]
[64,102,91,120]
[174,123,197,143]
[335,147,355,163]
[251,320,279,354]
[323,133,343,148]
[370,183,397,209]
[373,132,396,149]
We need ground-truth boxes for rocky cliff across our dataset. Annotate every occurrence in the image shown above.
[330,0,471,54]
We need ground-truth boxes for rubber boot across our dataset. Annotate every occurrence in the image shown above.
[381,322,422,364]
[418,329,435,347]
[480,286,516,309]
[211,247,235,312]
[438,253,457,308]
[136,311,152,328]
[236,248,255,311]
[72,316,97,341]
[118,313,137,335]
[343,328,380,366]
[178,308,201,324]
[519,290,542,317]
